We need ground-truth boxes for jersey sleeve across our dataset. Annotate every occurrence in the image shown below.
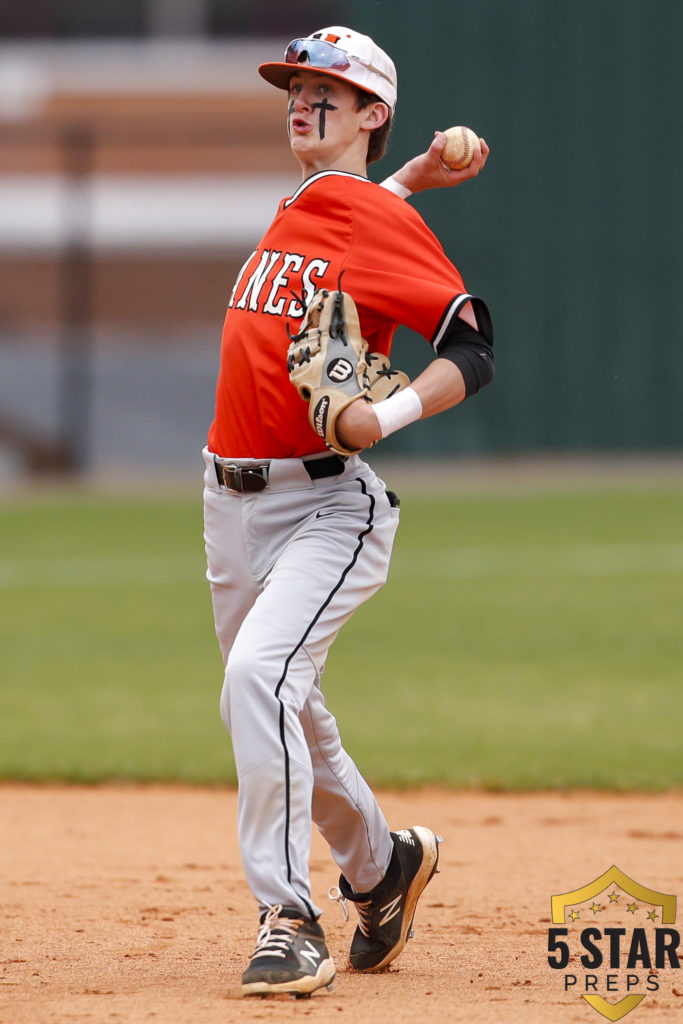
[340,182,472,350]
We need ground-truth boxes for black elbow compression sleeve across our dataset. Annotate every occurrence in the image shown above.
[434,299,494,396]
[438,327,495,395]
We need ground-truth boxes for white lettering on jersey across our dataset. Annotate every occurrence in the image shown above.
[263,252,305,315]
[291,259,329,318]
[236,249,282,311]
[227,250,256,309]
[231,251,331,320]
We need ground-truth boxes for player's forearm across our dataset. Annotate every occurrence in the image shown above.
[408,357,467,415]
[336,359,466,450]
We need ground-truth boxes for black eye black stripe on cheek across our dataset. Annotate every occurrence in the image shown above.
[312,99,338,140]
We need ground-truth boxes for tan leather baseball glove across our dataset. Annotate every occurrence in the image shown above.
[287,286,410,456]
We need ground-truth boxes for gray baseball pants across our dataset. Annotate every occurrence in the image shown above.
[202,447,398,918]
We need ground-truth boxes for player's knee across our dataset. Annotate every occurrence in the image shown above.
[219,658,253,731]
[219,649,253,729]
[218,675,232,730]
[220,648,274,731]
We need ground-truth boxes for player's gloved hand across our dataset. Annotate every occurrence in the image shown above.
[363,351,411,403]
[287,286,372,457]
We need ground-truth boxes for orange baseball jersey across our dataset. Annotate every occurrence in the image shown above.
[208,170,474,459]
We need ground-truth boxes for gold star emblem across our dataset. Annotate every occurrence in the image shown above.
[647,910,658,921]
[608,891,620,903]
[569,909,581,921]
[590,902,603,915]
[626,902,638,915]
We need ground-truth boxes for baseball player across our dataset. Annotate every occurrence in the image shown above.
[202,27,494,998]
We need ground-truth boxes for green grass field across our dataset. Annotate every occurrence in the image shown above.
[1,473,681,789]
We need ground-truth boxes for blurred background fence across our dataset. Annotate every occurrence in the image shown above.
[0,0,680,478]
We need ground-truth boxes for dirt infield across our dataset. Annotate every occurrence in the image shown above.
[1,786,681,1024]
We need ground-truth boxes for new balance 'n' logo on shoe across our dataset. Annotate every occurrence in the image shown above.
[337,826,440,972]
[241,905,335,998]
[378,893,402,927]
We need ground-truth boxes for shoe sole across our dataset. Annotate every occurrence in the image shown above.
[357,826,440,973]
[241,958,336,997]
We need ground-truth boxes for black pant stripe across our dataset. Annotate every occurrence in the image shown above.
[273,478,376,913]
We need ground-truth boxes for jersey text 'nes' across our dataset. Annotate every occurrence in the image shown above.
[229,250,331,320]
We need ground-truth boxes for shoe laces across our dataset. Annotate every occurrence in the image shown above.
[327,886,349,922]
[250,904,302,961]
[328,886,374,936]
[352,898,374,937]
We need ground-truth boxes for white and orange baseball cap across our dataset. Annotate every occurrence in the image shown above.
[258,26,397,112]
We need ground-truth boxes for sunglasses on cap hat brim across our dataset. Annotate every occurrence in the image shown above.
[259,37,396,93]
[286,38,354,72]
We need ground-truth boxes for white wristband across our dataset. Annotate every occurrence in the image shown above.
[379,175,413,200]
[373,387,423,439]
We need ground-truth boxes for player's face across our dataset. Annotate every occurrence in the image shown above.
[287,70,384,176]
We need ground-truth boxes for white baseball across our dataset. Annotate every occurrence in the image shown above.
[441,126,480,169]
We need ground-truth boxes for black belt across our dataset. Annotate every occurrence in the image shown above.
[214,454,346,493]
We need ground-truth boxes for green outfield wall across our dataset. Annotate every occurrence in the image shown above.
[347,0,682,454]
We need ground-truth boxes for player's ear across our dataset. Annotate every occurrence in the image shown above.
[360,102,390,131]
